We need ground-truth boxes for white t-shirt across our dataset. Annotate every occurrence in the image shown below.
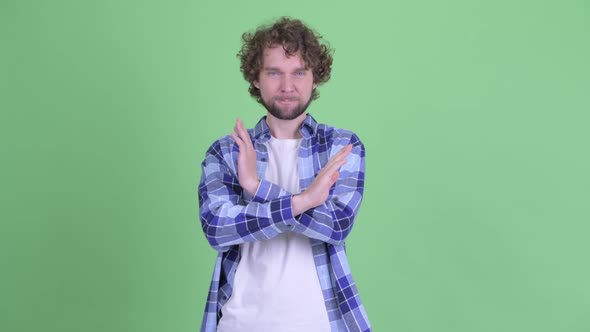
[217,137,330,332]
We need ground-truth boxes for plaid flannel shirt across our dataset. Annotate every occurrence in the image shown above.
[198,114,371,332]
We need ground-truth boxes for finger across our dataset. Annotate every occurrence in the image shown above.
[319,157,347,179]
[334,144,352,154]
[324,151,349,170]
[326,145,352,170]
[236,118,254,149]
[238,117,246,130]
[232,120,242,141]
[241,126,254,151]
[230,132,245,150]
[325,149,350,169]
[330,171,340,183]
[325,151,346,168]
[230,132,241,145]
[338,144,353,157]
[329,145,353,163]
[234,127,250,150]
[233,127,244,141]
[233,122,241,138]
[235,118,243,135]
[230,131,240,142]
[234,118,244,138]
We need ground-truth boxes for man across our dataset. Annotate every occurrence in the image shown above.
[198,17,371,332]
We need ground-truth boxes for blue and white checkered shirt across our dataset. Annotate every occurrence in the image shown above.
[198,114,371,332]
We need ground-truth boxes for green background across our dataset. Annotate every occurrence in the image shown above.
[2,0,589,331]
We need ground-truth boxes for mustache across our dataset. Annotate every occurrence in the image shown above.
[273,96,299,102]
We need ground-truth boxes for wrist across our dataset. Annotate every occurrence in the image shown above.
[244,178,260,196]
[291,192,312,216]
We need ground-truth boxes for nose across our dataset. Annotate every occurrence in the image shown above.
[279,75,294,93]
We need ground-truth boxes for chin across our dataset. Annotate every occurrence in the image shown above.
[273,108,305,120]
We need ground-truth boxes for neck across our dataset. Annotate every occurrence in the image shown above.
[265,112,307,139]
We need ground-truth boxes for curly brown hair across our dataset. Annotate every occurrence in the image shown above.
[237,17,334,104]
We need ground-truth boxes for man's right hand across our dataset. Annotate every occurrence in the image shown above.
[230,118,260,196]
[292,144,352,216]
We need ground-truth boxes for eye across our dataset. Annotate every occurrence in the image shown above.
[267,70,279,76]
[295,70,306,77]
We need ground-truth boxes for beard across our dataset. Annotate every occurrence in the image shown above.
[261,95,313,120]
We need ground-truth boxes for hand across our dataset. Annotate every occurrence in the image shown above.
[292,144,352,215]
[230,118,260,196]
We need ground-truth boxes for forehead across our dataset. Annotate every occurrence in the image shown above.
[261,46,306,68]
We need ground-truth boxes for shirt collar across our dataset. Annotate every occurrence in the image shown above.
[252,113,319,141]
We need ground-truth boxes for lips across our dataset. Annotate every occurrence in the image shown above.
[275,96,298,101]
[275,96,298,106]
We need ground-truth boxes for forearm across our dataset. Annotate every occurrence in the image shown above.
[290,139,365,245]
[291,190,363,246]
[200,194,296,252]
[199,164,298,252]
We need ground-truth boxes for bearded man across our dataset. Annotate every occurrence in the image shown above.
[198,17,371,332]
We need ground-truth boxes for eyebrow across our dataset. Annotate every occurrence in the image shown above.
[263,67,308,72]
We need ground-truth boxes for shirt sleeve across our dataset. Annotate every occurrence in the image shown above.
[198,141,297,252]
[292,135,366,246]
[238,133,367,246]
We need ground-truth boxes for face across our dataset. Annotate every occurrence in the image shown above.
[254,46,317,120]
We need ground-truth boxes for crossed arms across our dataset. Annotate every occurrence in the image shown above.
[198,119,365,252]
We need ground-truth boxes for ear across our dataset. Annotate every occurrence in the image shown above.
[253,81,260,89]
[313,82,318,89]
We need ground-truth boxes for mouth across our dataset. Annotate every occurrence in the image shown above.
[275,98,298,106]
[277,99,295,104]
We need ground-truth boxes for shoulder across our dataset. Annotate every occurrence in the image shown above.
[203,134,236,162]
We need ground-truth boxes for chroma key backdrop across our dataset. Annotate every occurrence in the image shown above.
[2,0,589,331]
